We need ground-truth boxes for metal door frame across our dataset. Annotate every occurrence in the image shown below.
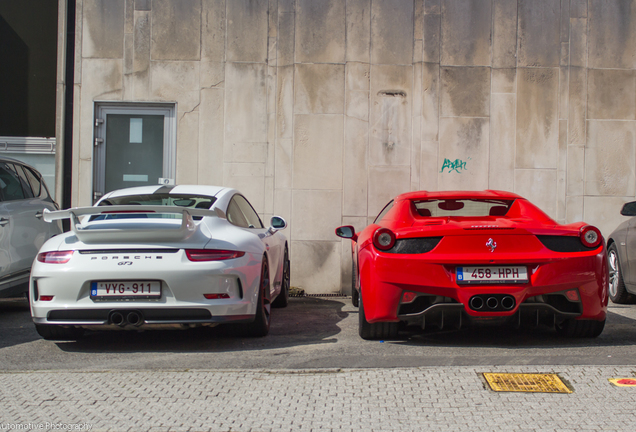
[93,102,176,202]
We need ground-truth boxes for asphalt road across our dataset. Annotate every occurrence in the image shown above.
[2,296,636,370]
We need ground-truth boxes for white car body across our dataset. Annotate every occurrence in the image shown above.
[29,185,289,339]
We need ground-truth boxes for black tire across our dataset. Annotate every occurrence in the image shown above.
[35,324,84,341]
[272,247,290,308]
[608,243,635,304]
[555,318,605,338]
[358,293,398,340]
[351,258,359,308]
[246,257,271,337]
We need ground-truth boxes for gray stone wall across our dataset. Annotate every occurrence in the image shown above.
[72,0,636,294]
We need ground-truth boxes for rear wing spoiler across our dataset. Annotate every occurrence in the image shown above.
[42,205,219,244]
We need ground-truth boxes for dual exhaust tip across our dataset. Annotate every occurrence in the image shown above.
[469,295,515,312]
[109,310,143,327]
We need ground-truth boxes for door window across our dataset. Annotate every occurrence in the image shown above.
[23,166,48,199]
[234,195,263,228]
[104,114,164,192]
[227,199,249,228]
[13,164,35,198]
[0,163,26,201]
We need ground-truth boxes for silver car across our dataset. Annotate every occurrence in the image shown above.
[607,201,636,304]
[0,157,61,298]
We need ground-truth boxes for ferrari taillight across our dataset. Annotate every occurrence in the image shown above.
[185,249,245,261]
[401,291,418,304]
[37,251,74,264]
[580,226,602,248]
[565,289,580,302]
[373,228,396,251]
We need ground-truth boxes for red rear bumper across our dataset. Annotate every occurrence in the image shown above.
[358,245,608,323]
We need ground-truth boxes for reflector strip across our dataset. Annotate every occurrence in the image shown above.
[609,378,636,387]
[483,373,572,393]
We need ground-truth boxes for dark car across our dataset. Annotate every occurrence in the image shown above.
[607,202,636,304]
[0,157,61,298]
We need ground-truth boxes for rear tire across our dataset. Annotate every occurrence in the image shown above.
[35,324,84,341]
[358,293,398,340]
[272,248,290,308]
[608,243,635,304]
[351,258,359,308]
[246,257,271,337]
[555,318,605,338]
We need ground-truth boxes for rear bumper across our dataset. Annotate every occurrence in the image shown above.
[358,246,608,324]
[29,249,262,328]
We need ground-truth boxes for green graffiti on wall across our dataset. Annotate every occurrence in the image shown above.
[440,158,469,173]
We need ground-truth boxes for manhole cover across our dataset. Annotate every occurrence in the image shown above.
[483,373,572,393]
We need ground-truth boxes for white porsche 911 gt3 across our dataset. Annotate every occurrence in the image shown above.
[29,185,290,340]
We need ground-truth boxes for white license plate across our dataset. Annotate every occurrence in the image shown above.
[91,281,161,299]
[456,266,528,284]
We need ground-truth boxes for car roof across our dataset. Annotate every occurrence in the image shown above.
[395,190,524,202]
[0,156,40,171]
[102,185,232,199]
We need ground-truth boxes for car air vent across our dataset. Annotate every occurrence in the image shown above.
[385,237,443,254]
[536,236,597,252]
[464,226,515,230]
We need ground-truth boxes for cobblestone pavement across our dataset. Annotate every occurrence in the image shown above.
[2,366,636,431]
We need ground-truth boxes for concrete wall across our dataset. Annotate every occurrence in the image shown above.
[72,0,636,294]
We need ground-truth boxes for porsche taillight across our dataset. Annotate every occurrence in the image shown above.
[37,251,74,264]
[185,249,245,261]
[373,228,396,251]
[580,226,602,248]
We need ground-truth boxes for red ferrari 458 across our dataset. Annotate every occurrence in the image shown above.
[336,190,608,340]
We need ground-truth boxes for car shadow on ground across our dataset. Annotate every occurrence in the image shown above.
[0,297,41,349]
[389,309,636,349]
[51,297,349,354]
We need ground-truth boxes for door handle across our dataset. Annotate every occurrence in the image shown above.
[0,218,8,226]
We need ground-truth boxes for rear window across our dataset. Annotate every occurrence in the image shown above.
[91,194,216,220]
[412,199,514,217]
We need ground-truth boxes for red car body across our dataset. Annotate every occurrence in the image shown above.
[336,190,608,340]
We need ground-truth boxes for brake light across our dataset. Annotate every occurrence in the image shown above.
[565,289,580,302]
[401,291,418,304]
[580,226,602,248]
[39,295,54,301]
[204,293,230,299]
[373,228,396,251]
[186,249,245,261]
[37,251,74,264]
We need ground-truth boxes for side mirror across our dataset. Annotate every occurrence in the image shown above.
[621,202,636,217]
[335,225,357,241]
[269,216,287,231]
